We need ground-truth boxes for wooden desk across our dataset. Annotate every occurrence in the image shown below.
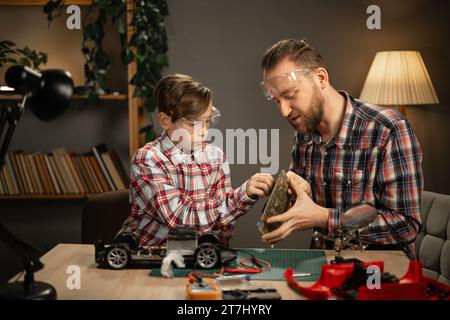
[24,244,410,300]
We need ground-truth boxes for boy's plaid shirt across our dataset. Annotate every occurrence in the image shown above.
[119,133,256,246]
[290,91,423,258]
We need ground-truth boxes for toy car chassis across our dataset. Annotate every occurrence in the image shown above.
[95,228,236,270]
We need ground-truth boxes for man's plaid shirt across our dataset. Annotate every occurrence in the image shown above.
[290,91,423,258]
[119,132,256,246]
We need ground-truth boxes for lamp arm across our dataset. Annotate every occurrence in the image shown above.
[0,223,44,274]
[0,66,71,299]
[0,95,44,276]
[0,95,26,169]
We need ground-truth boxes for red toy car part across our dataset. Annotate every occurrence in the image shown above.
[284,260,449,300]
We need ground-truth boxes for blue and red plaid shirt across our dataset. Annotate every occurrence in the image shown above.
[290,91,423,258]
[119,132,256,247]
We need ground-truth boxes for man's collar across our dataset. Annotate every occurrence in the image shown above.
[298,90,354,150]
[334,90,355,149]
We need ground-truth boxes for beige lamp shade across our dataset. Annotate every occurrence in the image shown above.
[359,51,439,105]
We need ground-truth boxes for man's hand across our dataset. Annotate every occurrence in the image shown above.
[286,171,311,196]
[261,180,328,244]
[246,173,275,199]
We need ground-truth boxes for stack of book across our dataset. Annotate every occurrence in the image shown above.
[0,144,129,196]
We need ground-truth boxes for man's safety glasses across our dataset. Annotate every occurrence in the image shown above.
[260,69,311,101]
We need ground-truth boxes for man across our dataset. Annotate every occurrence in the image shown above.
[259,39,423,259]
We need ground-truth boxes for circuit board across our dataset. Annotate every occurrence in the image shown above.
[257,170,291,235]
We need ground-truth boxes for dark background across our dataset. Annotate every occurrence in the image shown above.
[1,0,449,284]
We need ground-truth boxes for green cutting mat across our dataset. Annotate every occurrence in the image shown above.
[150,248,326,281]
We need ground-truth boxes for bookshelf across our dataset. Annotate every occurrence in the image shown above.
[0,146,130,199]
[0,194,90,200]
[0,94,128,101]
[0,1,92,5]
[0,1,147,200]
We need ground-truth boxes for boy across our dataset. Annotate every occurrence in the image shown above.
[119,74,274,246]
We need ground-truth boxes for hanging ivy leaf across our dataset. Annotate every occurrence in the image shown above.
[84,24,95,40]
[121,47,134,65]
[95,50,111,70]
[145,127,158,142]
[43,0,62,14]
[43,0,63,26]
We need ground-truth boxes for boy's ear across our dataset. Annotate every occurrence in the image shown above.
[158,112,172,130]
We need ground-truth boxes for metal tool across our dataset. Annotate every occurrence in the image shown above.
[312,204,378,263]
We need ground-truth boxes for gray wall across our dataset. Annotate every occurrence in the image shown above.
[0,0,449,282]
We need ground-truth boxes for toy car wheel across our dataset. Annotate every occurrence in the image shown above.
[106,246,129,269]
[195,243,220,269]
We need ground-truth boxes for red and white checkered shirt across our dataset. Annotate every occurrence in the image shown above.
[119,132,256,247]
[290,91,423,258]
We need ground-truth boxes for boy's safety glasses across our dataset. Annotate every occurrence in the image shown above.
[175,106,221,129]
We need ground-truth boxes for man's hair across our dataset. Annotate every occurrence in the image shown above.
[261,39,326,72]
[155,73,212,122]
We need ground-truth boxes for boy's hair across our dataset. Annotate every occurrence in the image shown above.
[261,39,326,72]
[155,73,212,122]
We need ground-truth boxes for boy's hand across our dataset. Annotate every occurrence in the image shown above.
[246,173,275,199]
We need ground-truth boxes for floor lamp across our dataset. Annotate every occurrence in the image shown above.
[359,51,439,117]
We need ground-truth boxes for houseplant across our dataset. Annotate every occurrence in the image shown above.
[0,40,48,70]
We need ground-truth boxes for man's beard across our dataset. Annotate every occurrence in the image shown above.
[291,85,324,135]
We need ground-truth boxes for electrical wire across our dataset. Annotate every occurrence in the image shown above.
[188,248,271,283]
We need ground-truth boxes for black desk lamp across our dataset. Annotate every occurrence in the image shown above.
[0,65,74,299]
